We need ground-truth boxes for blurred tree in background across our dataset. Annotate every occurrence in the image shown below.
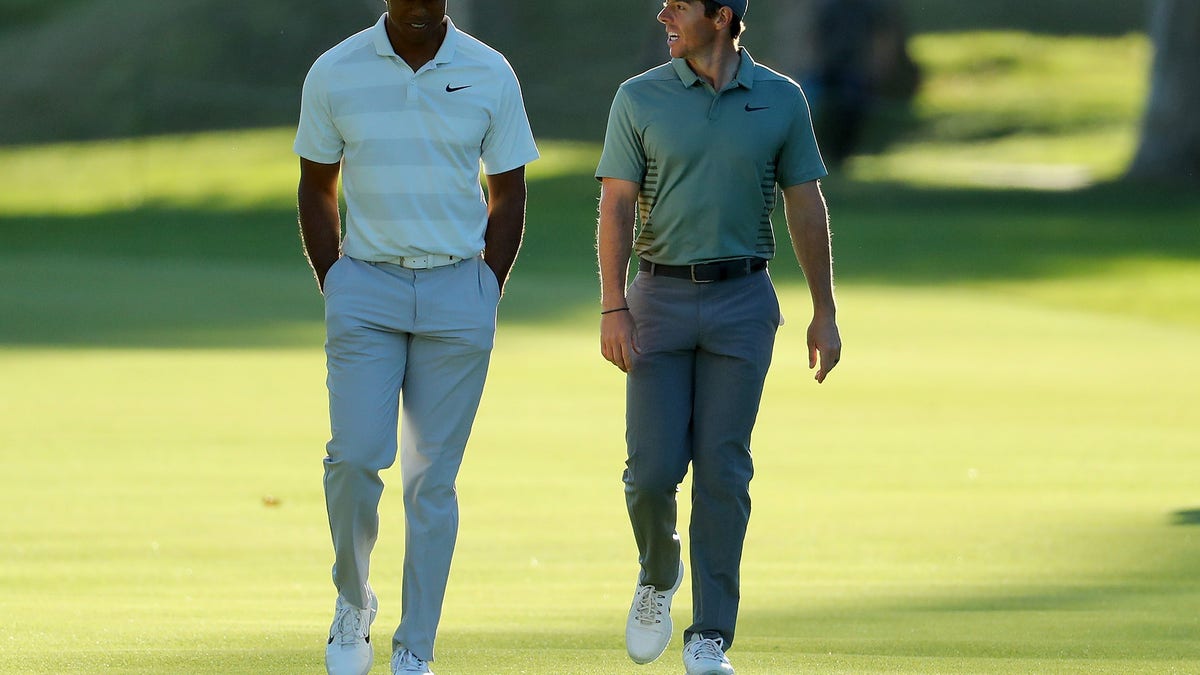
[1127,0,1200,183]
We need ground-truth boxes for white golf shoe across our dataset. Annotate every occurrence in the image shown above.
[325,595,377,675]
[683,634,735,675]
[391,648,434,674]
[625,560,685,664]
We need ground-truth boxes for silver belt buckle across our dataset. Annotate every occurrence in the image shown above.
[690,264,714,284]
[401,254,458,269]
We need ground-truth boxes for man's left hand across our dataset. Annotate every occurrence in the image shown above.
[808,315,841,383]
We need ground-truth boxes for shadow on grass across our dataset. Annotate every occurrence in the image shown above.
[3,178,1199,348]
[1172,509,1200,526]
[743,569,1200,663]
[739,507,1200,663]
[20,650,322,675]
[743,581,1200,662]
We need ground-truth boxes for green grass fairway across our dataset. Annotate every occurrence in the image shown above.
[2,32,1200,675]
[2,286,1198,674]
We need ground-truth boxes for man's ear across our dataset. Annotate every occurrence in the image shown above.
[716,6,732,30]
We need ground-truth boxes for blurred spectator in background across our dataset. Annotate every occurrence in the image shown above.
[805,0,920,167]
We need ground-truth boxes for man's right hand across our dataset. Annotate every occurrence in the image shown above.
[600,309,638,373]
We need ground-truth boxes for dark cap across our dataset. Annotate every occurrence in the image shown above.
[720,0,747,17]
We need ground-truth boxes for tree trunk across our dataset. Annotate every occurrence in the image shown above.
[1126,0,1200,183]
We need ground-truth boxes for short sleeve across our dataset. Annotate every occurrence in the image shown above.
[595,87,646,183]
[775,87,828,188]
[294,62,345,164]
[481,63,540,175]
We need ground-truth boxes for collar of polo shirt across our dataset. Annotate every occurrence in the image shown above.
[671,47,757,91]
[371,14,459,68]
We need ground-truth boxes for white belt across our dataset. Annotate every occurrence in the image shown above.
[391,254,462,270]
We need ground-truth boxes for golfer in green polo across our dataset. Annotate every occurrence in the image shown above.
[596,1,841,673]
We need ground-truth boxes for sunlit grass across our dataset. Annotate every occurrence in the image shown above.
[847,126,1139,188]
[848,32,1149,189]
[906,32,1148,140]
[977,257,1200,329]
[524,139,603,181]
[0,128,299,214]
[2,286,1198,673]
[0,130,602,217]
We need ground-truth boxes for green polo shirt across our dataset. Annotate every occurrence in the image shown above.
[596,49,826,266]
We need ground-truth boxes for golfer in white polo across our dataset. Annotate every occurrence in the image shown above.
[294,2,538,674]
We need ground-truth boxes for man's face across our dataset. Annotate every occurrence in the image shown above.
[385,0,448,46]
[657,1,720,60]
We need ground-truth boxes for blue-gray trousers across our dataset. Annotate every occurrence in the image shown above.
[624,268,781,651]
[321,255,500,662]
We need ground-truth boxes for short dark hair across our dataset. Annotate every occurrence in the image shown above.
[700,1,744,39]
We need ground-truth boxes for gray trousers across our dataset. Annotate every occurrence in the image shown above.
[322,255,499,662]
[624,268,781,651]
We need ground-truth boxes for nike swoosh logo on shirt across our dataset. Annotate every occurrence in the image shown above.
[745,104,769,112]
[446,84,472,92]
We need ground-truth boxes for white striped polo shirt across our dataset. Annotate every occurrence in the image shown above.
[294,15,539,262]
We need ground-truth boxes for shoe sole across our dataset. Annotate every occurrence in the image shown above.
[684,661,735,675]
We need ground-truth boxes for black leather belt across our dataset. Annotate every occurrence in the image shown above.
[638,257,767,283]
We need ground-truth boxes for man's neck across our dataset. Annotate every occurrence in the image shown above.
[686,42,741,91]
[386,17,448,71]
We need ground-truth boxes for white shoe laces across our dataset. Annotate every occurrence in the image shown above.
[687,637,727,663]
[392,649,429,672]
[632,584,665,626]
[330,604,370,646]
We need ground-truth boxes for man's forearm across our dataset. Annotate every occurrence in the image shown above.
[785,183,837,317]
[597,181,639,309]
[482,168,529,292]
[483,196,526,291]
[597,210,635,310]
[798,221,836,317]
[297,190,341,290]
